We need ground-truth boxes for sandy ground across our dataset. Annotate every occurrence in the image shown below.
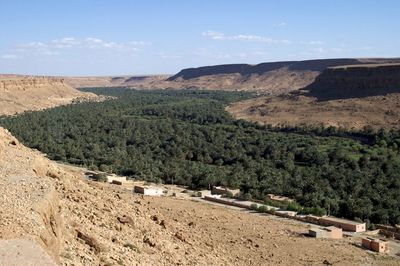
[0,239,57,266]
[227,93,400,130]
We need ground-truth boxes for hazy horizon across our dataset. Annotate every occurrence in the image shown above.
[1,0,399,76]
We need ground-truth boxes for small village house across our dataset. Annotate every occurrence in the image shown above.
[266,194,294,203]
[319,216,366,232]
[309,226,342,239]
[362,238,389,253]
[211,186,240,197]
[106,174,127,184]
[134,185,164,196]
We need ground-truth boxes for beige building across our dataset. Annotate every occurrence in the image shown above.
[106,174,127,184]
[362,238,389,253]
[134,185,164,196]
[319,216,366,232]
[211,186,240,196]
[266,194,294,203]
[275,210,297,217]
[309,226,342,239]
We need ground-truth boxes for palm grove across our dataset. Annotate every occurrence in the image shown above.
[1,88,400,225]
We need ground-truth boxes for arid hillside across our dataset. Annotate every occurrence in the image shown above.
[63,75,169,89]
[0,76,98,115]
[0,126,397,265]
[228,63,400,129]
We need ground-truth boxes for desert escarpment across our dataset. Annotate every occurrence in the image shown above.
[304,63,400,100]
[64,58,400,95]
[0,76,98,115]
[163,58,400,93]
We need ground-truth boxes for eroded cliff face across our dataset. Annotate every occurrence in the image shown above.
[304,64,400,100]
[0,128,64,263]
[1,77,64,91]
[0,76,98,115]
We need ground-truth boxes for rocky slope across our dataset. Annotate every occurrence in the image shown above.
[0,76,98,115]
[1,126,397,265]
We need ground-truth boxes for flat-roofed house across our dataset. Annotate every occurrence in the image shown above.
[309,226,342,239]
[106,174,127,184]
[319,216,366,232]
[362,237,389,253]
[211,186,240,196]
[266,194,294,203]
[134,185,164,196]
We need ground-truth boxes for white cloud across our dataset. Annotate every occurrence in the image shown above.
[1,54,21,60]
[308,41,325,45]
[331,47,344,53]
[158,52,181,59]
[274,22,287,28]
[360,46,373,51]
[195,47,232,59]
[202,31,226,40]
[5,37,151,59]
[202,31,291,45]
[50,37,79,48]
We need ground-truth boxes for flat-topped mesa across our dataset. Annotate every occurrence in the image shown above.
[304,63,400,101]
[0,76,66,91]
[0,75,98,116]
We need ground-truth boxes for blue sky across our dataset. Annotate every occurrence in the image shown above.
[0,0,399,75]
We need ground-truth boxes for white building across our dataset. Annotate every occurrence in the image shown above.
[106,174,127,184]
[134,185,164,196]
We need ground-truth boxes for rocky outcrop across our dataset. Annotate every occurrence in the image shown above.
[0,77,65,92]
[304,63,400,100]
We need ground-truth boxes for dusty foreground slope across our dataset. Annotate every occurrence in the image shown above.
[0,76,98,115]
[0,127,397,265]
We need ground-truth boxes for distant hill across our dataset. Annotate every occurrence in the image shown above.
[63,75,169,89]
[167,58,364,80]
[0,75,98,116]
[227,62,400,129]
[63,58,400,95]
